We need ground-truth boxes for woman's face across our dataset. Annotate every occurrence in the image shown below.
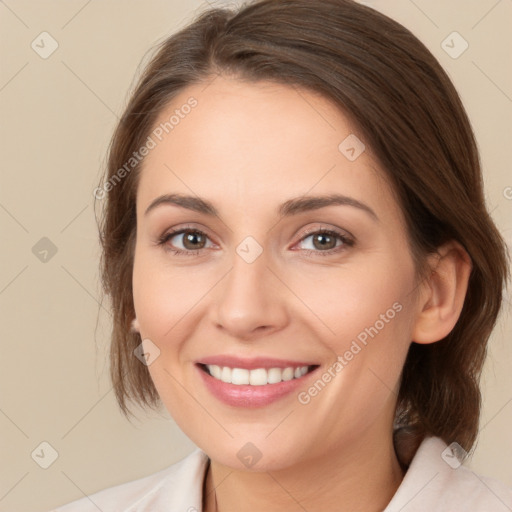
[132,76,423,471]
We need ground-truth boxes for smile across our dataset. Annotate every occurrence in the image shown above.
[202,364,314,385]
[196,359,319,408]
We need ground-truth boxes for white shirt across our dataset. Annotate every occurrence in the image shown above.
[52,436,512,511]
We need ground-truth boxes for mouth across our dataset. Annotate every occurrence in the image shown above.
[198,363,318,385]
[195,358,320,408]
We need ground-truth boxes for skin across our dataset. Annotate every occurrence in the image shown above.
[131,75,471,512]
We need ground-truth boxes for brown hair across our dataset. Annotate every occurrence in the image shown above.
[97,0,509,464]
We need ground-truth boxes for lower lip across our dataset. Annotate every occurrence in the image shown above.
[197,365,317,408]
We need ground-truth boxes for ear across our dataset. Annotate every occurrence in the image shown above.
[131,317,140,333]
[412,240,472,344]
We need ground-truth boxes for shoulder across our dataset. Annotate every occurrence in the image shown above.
[50,448,209,512]
[385,436,512,512]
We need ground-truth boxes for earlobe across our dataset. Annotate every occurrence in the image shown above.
[412,241,472,344]
[131,317,140,333]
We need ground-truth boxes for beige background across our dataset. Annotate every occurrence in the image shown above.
[0,1,510,511]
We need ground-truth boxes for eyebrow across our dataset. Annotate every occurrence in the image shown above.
[144,193,378,221]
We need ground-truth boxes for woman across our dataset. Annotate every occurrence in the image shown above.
[53,0,511,510]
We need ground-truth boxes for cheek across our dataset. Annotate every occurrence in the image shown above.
[132,249,211,342]
[287,259,415,352]
[132,251,204,415]
[289,258,416,417]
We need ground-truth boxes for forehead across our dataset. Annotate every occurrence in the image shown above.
[136,76,399,223]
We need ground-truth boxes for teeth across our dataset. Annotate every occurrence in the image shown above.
[249,368,267,386]
[205,365,310,385]
[221,366,231,383]
[210,365,222,380]
[231,368,249,385]
[267,367,282,384]
[282,367,294,381]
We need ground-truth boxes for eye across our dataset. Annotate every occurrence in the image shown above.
[157,226,354,257]
[295,228,354,256]
[157,228,214,255]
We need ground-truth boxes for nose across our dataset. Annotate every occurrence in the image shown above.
[209,248,289,341]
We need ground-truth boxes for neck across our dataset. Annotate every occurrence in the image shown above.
[203,430,405,512]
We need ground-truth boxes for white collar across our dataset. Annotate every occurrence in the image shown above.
[65,436,511,511]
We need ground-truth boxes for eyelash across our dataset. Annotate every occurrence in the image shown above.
[156,226,355,257]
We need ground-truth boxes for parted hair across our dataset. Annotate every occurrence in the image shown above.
[97,0,509,466]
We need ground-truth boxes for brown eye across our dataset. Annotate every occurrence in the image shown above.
[311,232,337,250]
[296,228,354,255]
[181,230,207,250]
[158,228,213,255]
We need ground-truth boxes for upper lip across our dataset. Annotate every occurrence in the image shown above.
[197,355,317,370]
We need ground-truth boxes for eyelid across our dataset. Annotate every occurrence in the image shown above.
[157,223,214,241]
